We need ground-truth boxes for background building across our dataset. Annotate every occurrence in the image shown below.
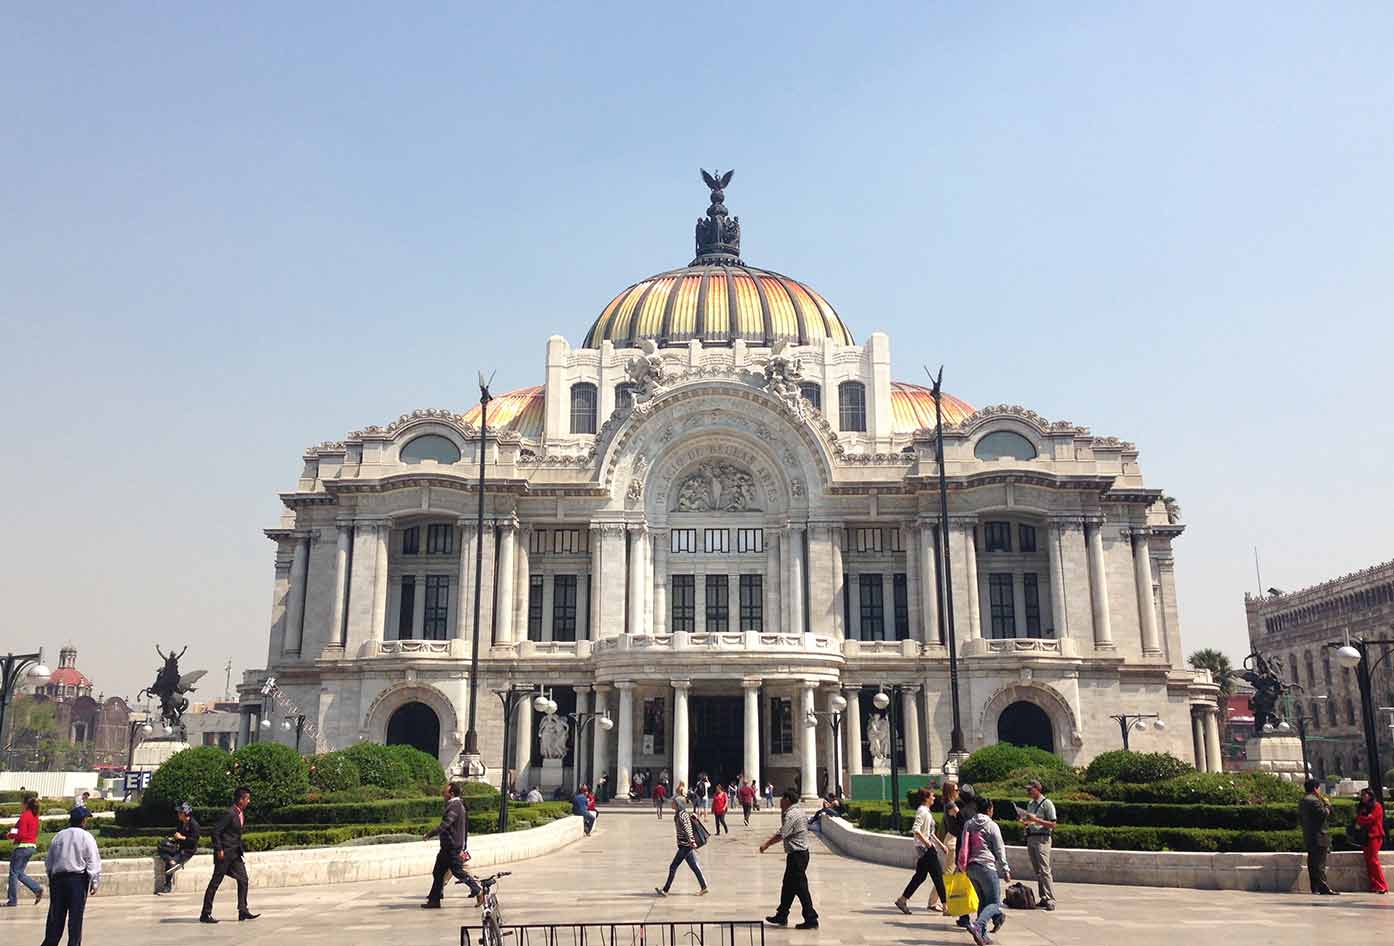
[6,644,131,770]
[244,177,1218,797]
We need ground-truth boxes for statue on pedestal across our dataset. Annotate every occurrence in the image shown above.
[1231,650,1299,736]
[867,715,891,768]
[139,645,206,732]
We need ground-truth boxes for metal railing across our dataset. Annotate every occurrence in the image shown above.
[461,920,766,946]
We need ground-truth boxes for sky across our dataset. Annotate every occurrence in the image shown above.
[2,3,1392,702]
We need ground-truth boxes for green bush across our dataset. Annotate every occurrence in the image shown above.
[144,746,235,812]
[308,785,396,803]
[959,743,1070,785]
[461,780,501,801]
[230,742,311,816]
[1083,771,1303,806]
[1085,750,1192,783]
[340,742,414,790]
[268,796,443,825]
[974,765,1082,797]
[385,744,446,790]
[308,752,361,793]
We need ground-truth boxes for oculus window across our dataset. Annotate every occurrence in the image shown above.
[974,430,1037,461]
[401,434,461,465]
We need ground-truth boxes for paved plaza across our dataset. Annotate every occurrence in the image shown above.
[1,810,1384,945]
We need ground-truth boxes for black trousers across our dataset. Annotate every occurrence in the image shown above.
[201,851,249,917]
[427,848,481,902]
[741,802,752,824]
[159,851,194,891]
[1307,845,1332,893]
[714,812,729,834]
[901,848,947,903]
[40,871,88,946]
[774,850,817,922]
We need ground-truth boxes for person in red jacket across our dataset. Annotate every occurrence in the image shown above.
[1355,787,1387,894]
[4,795,43,906]
[712,784,730,835]
[738,780,757,825]
[653,781,668,820]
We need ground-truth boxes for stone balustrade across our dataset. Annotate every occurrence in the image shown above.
[361,638,464,658]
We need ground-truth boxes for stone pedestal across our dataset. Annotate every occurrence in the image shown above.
[1234,734,1307,782]
[871,760,891,776]
[539,758,565,790]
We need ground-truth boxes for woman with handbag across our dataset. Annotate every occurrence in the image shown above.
[895,788,949,916]
[655,797,709,896]
[1354,787,1387,894]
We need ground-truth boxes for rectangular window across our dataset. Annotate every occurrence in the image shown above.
[705,574,730,631]
[402,527,420,556]
[985,522,1011,553]
[769,697,794,754]
[552,575,577,641]
[1023,573,1042,636]
[893,573,909,640]
[584,573,592,639]
[551,529,585,554]
[427,523,454,554]
[888,528,904,552]
[397,576,415,639]
[736,528,764,553]
[423,575,449,639]
[859,573,885,640]
[739,574,763,631]
[527,575,544,640]
[853,527,883,553]
[671,575,695,632]
[642,698,666,755]
[988,573,1015,638]
[529,529,548,555]
[704,528,730,553]
[671,528,697,554]
[1018,525,1037,553]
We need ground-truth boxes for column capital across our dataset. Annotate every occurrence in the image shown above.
[671,678,692,690]
[798,678,819,691]
[740,677,762,690]
[1082,514,1107,528]
[572,684,592,696]
[592,521,628,538]
[1049,515,1086,532]
[592,683,612,695]
[626,522,648,536]
[950,515,979,531]
[496,515,519,533]
[614,680,637,691]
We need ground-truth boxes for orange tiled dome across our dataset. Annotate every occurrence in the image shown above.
[889,381,974,434]
[462,385,544,440]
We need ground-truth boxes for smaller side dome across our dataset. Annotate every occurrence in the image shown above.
[889,381,975,434]
[461,385,544,440]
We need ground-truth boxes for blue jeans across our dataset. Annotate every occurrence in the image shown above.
[966,863,1003,931]
[7,847,42,903]
[663,846,707,891]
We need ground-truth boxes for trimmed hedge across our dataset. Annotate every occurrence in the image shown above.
[144,746,235,811]
[340,742,414,790]
[308,753,361,793]
[959,744,1070,785]
[1085,750,1192,783]
[230,742,311,817]
[385,744,446,791]
[1082,772,1305,806]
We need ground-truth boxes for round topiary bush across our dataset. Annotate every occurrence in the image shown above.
[978,765,1082,796]
[461,781,500,801]
[144,746,235,812]
[230,742,311,816]
[340,742,414,791]
[1085,750,1191,783]
[384,744,446,791]
[308,752,362,793]
[959,743,1069,785]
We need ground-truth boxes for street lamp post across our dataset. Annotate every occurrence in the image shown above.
[496,686,556,831]
[568,711,615,796]
[873,687,903,833]
[1328,633,1394,801]
[0,652,50,767]
[805,693,849,800]
[928,367,965,762]
[281,714,307,754]
[1109,713,1165,751]
[463,372,495,775]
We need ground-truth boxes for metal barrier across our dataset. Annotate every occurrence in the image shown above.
[461,920,766,946]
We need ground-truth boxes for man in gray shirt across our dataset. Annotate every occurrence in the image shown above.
[759,789,818,930]
[41,808,101,946]
[1019,779,1057,910]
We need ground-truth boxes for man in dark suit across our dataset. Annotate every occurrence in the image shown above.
[200,786,259,922]
[1299,778,1338,895]
[422,782,481,908]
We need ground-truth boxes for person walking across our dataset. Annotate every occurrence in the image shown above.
[957,797,1009,945]
[895,788,948,916]
[4,794,42,907]
[156,802,201,894]
[38,808,100,946]
[925,781,961,914]
[1299,778,1338,895]
[573,785,597,837]
[738,780,756,826]
[1019,779,1058,910]
[655,797,709,896]
[653,780,668,819]
[1354,787,1387,894]
[760,788,818,930]
[764,782,774,809]
[200,786,258,923]
[422,782,482,908]
[712,784,730,835]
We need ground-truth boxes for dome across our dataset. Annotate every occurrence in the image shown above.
[581,169,855,349]
[462,385,545,440]
[889,381,975,434]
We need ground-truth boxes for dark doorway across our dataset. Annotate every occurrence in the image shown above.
[386,701,441,759]
[996,701,1054,753]
[689,695,743,785]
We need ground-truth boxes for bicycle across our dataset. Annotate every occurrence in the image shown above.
[473,870,512,946]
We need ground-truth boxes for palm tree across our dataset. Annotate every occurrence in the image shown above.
[1188,649,1234,709]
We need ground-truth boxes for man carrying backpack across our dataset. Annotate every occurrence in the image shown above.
[1018,779,1057,911]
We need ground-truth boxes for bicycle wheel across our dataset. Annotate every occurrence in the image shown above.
[481,911,504,946]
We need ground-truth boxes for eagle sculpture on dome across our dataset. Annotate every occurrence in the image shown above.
[695,169,741,261]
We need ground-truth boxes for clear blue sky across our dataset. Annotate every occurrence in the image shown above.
[3,3,1391,701]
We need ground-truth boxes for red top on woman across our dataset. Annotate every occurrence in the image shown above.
[712,790,728,815]
[1355,802,1386,840]
[10,809,40,845]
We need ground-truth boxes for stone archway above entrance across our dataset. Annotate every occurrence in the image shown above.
[386,701,441,759]
[363,681,460,766]
[975,682,1081,761]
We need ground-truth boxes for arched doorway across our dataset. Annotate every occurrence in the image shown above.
[997,701,1054,752]
[386,701,440,758]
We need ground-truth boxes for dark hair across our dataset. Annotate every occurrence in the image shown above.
[914,787,934,807]
[234,786,251,802]
[24,795,40,815]
[781,787,800,806]
[447,782,461,797]
[1303,778,1320,794]
[982,797,996,815]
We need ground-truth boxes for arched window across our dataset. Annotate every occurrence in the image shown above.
[400,434,461,464]
[974,430,1038,461]
[1303,651,1315,689]
[838,381,866,432]
[1345,698,1356,725]
[1326,701,1337,726]
[1307,703,1319,730]
[1287,654,1298,686]
[615,383,638,413]
[798,382,822,411]
[570,383,598,434]
[1322,651,1332,685]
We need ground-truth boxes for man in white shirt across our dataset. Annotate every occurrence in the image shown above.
[41,809,102,946]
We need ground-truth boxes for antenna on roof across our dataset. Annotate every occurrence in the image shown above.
[224,660,233,701]
[1253,547,1264,598]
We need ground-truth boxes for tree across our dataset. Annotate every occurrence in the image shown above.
[1188,648,1234,709]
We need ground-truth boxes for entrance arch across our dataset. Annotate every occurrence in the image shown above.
[997,700,1054,752]
[386,702,440,758]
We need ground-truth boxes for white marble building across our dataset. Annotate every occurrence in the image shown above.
[243,174,1219,798]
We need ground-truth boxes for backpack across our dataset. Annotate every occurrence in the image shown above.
[1004,882,1037,910]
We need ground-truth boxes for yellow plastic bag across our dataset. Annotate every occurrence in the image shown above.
[944,870,979,917]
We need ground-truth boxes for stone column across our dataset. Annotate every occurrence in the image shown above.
[592,686,610,787]
[1085,519,1114,648]
[410,575,427,639]
[1204,708,1223,774]
[742,679,761,788]
[962,521,981,639]
[1012,573,1028,638]
[831,524,846,639]
[343,521,381,654]
[627,526,648,635]
[765,529,783,632]
[455,521,477,642]
[652,534,668,635]
[1132,529,1162,656]
[328,522,351,650]
[599,526,627,638]
[799,682,818,801]
[790,526,806,636]
[514,526,532,638]
[283,533,311,654]
[1046,521,1069,640]
[616,682,636,795]
[728,573,741,632]
[844,686,863,777]
[670,679,691,789]
[495,521,517,645]
[371,521,390,642]
[1191,712,1207,771]
[881,572,896,640]
[514,691,534,788]
[902,686,922,774]
[574,687,591,786]
[918,524,939,643]
[904,523,921,641]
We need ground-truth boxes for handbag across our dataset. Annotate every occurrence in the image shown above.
[690,814,710,849]
[1349,823,1368,846]
[944,870,979,917]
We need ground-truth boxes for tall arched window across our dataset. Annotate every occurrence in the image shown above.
[615,383,638,413]
[1287,653,1298,685]
[838,381,866,432]
[1326,701,1337,726]
[570,383,598,434]
[1345,698,1356,725]
[798,382,822,411]
[1304,651,1315,689]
